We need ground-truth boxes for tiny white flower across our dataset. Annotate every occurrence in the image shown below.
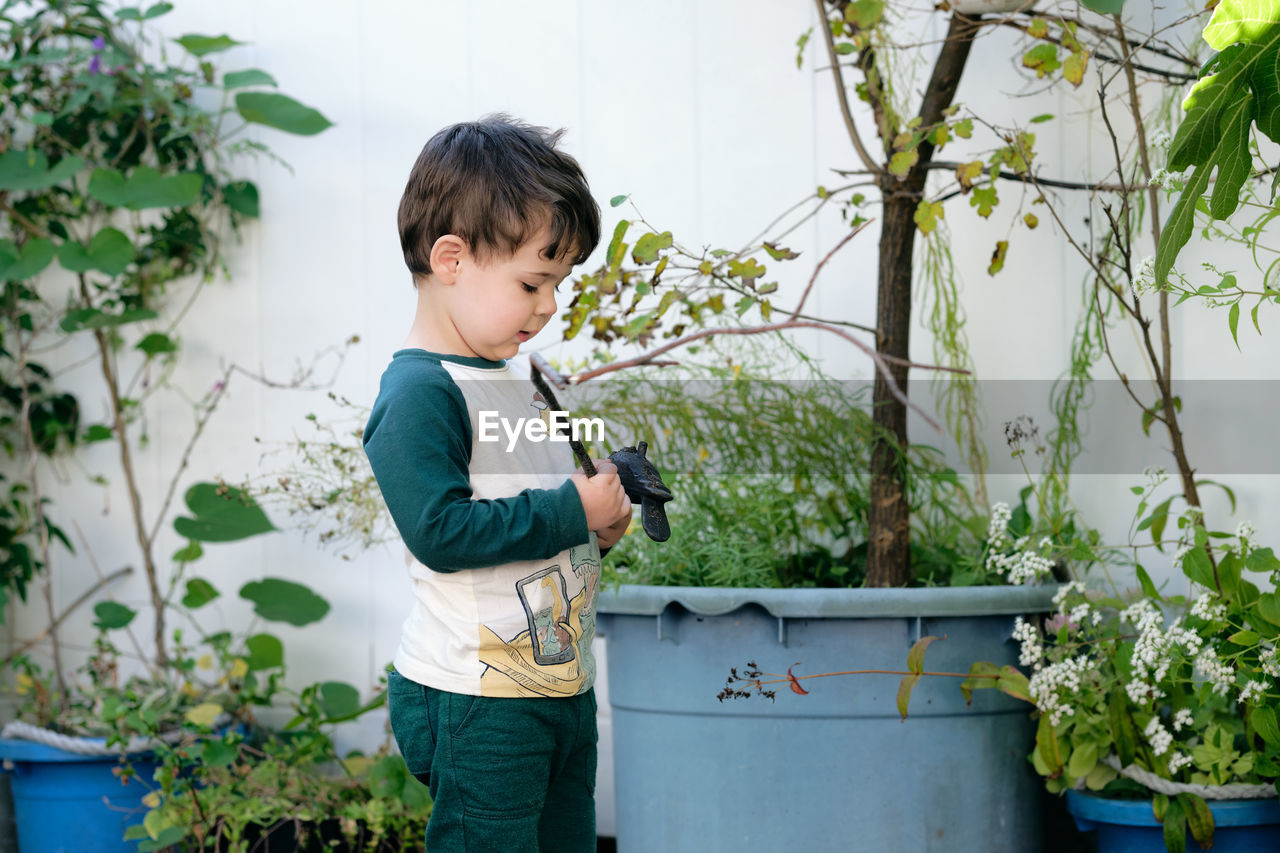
[1144,717,1173,756]
[1173,708,1194,732]
[1240,679,1267,704]
[1169,752,1194,773]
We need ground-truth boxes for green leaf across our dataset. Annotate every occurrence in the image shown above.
[1135,563,1160,600]
[57,227,134,276]
[316,681,361,720]
[1256,593,1280,627]
[960,661,999,705]
[609,194,629,208]
[1029,113,1055,123]
[175,34,244,57]
[896,673,921,721]
[143,3,175,19]
[60,307,157,332]
[0,150,83,191]
[1067,741,1098,778]
[93,601,137,630]
[235,92,333,136]
[1182,547,1217,591]
[181,577,218,609]
[136,332,178,357]
[245,633,284,670]
[222,181,259,217]
[240,578,329,626]
[906,635,939,675]
[1036,714,1064,773]
[200,737,238,768]
[83,424,113,443]
[223,68,276,89]
[1022,43,1061,78]
[970,185,998,218]
[173,483,276,542]
[888,149,918,177]
[995,665,1032,704]
[1081,0,1125,12]
[1176,793,1214,848]
[1228,629,1259,645]
[1246,546,1280,573]
[1162,796,1188,853]
[844,0,884,29]
[631,231,673,265]
[1251,706,1280,747]
[1110,690,1136,766]
[87,167,202,210]
[913,199,944,234]
[0,238,54,282]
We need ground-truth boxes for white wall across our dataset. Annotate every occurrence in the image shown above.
[7,0,1277,793]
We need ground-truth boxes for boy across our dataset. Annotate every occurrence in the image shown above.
[363,116,631,852]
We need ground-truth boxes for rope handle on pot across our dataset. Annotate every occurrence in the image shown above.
[1,718,228,757]
[1073,754,1277,800]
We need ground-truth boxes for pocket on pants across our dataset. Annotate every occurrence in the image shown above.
[386,670,435,784]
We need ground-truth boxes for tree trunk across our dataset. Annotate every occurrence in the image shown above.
[864,14,977,587]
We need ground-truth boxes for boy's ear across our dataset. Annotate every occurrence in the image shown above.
[429,235,467,284]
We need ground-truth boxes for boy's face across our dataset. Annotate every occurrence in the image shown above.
[446,226,575,361]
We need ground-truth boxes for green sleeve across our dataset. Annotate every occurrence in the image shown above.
[362,358,589,571]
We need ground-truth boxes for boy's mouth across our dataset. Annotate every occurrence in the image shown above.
[517,330,533,342]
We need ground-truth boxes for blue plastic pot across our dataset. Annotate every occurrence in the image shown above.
[598,584,1057,853]
[0,736,156,853]
[1066,789,1280,852]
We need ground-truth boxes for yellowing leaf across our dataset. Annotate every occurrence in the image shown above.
[1022,43,1061,78]
[1029,18,1049,38]
[952,118,973,139]
[229,658,249,679]
[1024,213,1039,229]
[15,673,32,694]
[697,260,713,275]
[956,160,983,191]
[888,149,919,177]
[1063,50,1089,87]
[184,701,223,727]
[971,185,998,218]
[988,240,1009,276]
[913,199,945,234]
[196,654,213,670]
[142,791,161,809]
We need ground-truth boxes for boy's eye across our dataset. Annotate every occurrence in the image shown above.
[521,282,538,294]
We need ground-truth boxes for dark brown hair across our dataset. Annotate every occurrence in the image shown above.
[397,115,600,280]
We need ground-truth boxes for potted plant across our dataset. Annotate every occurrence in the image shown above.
[0,3,356,849]
[539,0,1232,849]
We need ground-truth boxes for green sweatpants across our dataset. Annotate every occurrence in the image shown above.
[387,669,598,853]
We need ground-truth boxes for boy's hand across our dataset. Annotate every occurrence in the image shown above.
[596,508,632,549]
[571,460,631,533]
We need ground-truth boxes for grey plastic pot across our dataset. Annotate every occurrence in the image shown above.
[597,583,1057,853]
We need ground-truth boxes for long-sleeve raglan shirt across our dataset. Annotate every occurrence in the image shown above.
[363,349,601,698]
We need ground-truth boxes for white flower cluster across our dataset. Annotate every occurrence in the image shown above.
[1173,708,1194,732]
[987,502,1012,550]
[1171,544,1193,572]
[1240,679,1267,703]
[1236,521,1257,551]
[1053,581,1087,609]
[1262,646,1280,679]
[1149,128,1173,151]
[1012,617,1043,668]
[1195,648,1236,696]
[1130,256,1158,299]
[1169,752,1194,774]
[1120,602,1203,704]
[1029,656,1093,726]
[1190,591,1227,623]
[1147,169,1186,193]
[1145,717,1173,756]
[987,548,1055,585]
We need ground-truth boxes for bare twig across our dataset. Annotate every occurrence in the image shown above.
[789,218,873,319]
[815,0,882,175]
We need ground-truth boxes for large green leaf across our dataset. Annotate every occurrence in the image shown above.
[93,601,137,630]
[0,150,83,191]
[87,166,202,210]
[175,33,244,57]
[244,633,283,670]
[57,227,135,276]
[181,577,219,609]
[0,238,54,281]
[240,578,329,626]
[235,92,332,136]
[1081,0,1125,11]
[223,68,276,89]
[172,483,276,542]
[316,681,361,720]
[1157,2,1280,284]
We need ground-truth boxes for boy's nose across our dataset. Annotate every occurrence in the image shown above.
[536,289,557,317]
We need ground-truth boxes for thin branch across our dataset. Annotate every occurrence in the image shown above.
[989,19,1197,83]
[2,568,133,666]
[815,0,882,175]
[789,218,873,319]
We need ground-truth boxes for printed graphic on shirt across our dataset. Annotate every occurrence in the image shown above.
[477,540,601,697]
